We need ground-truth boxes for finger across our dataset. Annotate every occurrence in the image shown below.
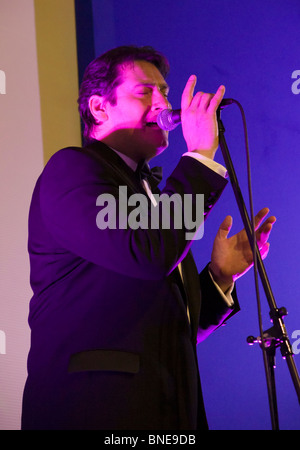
[217,215,233,240]
[256,218,276,245]
[189,90,204,110]
[254,207,270,230]
[181,75,197,111]
[260,242,270,260]
[195,92,214,111]
[207,85,226,113]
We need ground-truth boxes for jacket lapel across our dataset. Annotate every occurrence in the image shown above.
[84,140,145,195]
[85,140,201,342]
[180,251,201,345]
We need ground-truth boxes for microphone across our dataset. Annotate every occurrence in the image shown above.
[157,98,234,131]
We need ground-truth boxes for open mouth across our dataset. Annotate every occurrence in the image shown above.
[145,120,163,129]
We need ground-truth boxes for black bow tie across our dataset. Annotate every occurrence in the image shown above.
[136,160,163,189]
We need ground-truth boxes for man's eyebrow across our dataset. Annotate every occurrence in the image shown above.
[134,82,170,91]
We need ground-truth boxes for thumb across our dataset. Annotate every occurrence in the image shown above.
[217,215,233,239]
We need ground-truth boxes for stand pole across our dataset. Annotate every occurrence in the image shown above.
[217,113,300,430]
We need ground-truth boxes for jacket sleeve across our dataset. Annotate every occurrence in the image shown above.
[197,264,240,343]
[39,147,228,281]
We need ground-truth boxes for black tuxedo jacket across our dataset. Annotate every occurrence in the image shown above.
[22,140,239,430]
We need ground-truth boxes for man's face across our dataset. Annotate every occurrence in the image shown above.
[103,60,171,162]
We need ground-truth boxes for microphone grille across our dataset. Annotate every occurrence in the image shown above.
[157,109,179,131]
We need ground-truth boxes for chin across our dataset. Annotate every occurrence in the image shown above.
[147,140,169,161]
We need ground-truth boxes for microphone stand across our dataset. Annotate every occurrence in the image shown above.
[217,107,300,430]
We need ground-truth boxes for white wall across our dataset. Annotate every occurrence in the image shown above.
[0,0,44,429]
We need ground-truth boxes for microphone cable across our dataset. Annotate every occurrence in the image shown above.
[222,99,278,425]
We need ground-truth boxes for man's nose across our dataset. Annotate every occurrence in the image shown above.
[152,90,170,110]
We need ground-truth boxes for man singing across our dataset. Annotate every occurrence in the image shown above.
[22,46,275,430]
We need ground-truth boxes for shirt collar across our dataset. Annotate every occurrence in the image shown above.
[109,148,138,172]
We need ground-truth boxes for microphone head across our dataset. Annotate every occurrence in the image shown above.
[157,109,180,131]
[157,100,233,131]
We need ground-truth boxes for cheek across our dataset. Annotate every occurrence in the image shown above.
[116,107,146,126]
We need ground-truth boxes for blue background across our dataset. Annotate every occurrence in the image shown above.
[75,0,300,430]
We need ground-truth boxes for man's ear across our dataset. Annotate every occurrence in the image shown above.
[88,95,108,123]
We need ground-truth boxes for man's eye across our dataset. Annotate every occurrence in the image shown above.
[137,88,151,96]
